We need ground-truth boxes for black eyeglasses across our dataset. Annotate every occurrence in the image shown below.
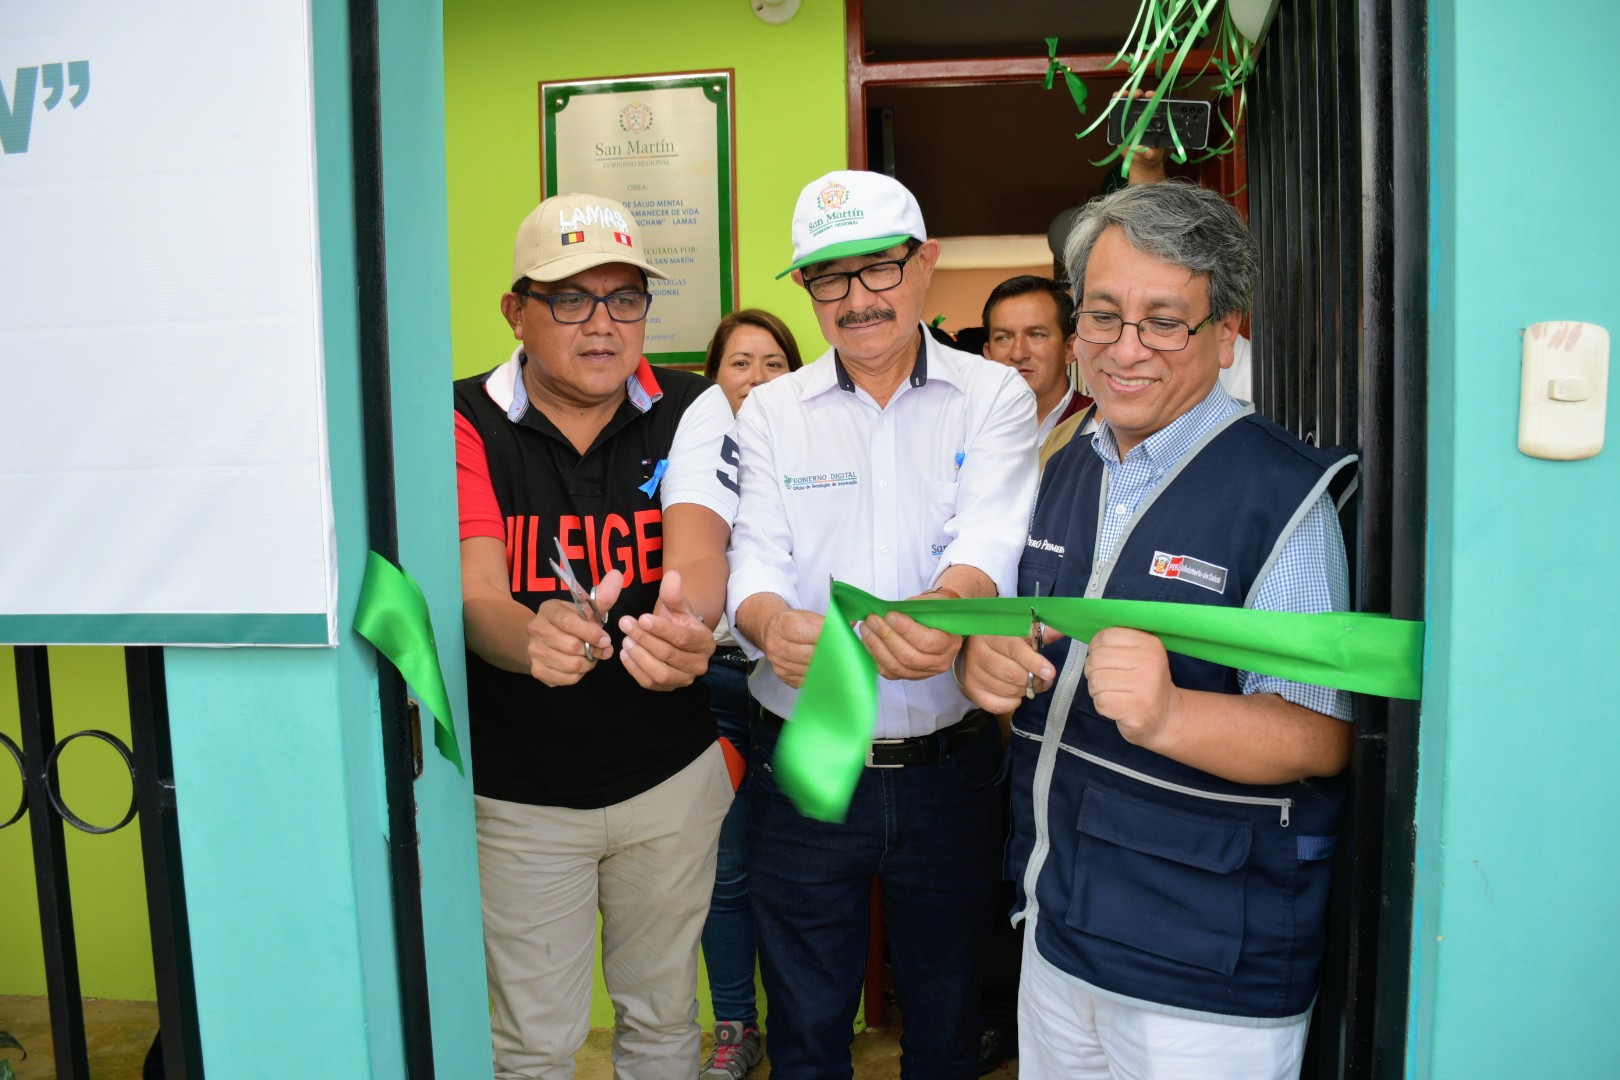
[515,286,653,324]
[1074,311,1214,352]
[801,248,919,303]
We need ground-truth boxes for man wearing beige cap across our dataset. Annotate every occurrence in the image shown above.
[455,192,739,1078]
[726,171,1039,1077]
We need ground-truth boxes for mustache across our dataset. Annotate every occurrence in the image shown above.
[836,307,897,328]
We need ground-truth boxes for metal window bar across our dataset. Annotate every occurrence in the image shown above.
[6,645,203,1077]
[1247,0,1427,1075]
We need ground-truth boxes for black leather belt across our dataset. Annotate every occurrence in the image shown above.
[709,647,751,672]
[761,708,991,768]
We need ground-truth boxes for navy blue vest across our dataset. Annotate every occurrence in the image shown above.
[1009,409,1356,1022]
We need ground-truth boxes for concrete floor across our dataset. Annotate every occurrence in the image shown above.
[1,995,159,1079]
[584,1025,1020,1079]
[0,996,1019,1078]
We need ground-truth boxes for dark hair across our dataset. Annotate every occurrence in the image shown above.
[1063,180,1258,320]
[981,275,1075,337]
[702,309,804,379]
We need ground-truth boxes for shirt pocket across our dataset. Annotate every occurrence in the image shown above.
[1065,781,1253,976]
[1018,550,1060,598]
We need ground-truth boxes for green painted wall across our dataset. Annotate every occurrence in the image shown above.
[0,647,155,1001]
[443,0,847,382]
[442,0,847,1029]
[1417,3,1620,1076]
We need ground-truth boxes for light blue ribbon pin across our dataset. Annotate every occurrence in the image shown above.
[638,458,669,498]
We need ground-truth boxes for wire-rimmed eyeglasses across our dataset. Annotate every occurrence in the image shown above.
[1074,311,1215,352]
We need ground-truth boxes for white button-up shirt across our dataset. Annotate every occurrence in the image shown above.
[728,328,1038,737]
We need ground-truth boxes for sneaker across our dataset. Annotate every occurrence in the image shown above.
[977,1025,1017,1075]
[701,1020,764,1079]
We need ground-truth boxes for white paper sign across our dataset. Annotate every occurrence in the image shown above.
[0,1,336,645]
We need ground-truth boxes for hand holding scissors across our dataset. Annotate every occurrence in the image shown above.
[1024,583,1047,700]
[524,538,620,687]
[549,537,608,661]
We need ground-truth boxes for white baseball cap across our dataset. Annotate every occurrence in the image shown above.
[777,170,928,279]
[512,192,668,284]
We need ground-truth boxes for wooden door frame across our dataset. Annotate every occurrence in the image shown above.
[842,0,1245,216]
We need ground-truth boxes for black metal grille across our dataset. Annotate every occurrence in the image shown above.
[5,646,203,1078]
[1248,0,1428,1075]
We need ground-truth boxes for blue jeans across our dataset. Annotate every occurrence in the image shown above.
[749,717,1007,1079]
[699,659,758,1025]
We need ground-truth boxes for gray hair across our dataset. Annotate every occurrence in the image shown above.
[1061,180,1258,321]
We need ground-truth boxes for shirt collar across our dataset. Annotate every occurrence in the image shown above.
[1091,383,1242,473]
[833,325,931,393]
[483,346,663,422]
[805,324,972,401]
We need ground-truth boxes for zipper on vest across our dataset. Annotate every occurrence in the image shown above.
[1018,729,1293,826]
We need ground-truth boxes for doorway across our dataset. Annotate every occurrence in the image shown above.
[843,2,1428,1076]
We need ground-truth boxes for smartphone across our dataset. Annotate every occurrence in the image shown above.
[1105,97,1212,151]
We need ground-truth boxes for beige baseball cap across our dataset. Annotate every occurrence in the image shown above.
[512,193,668,284]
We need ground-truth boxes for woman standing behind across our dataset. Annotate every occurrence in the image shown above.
[699,309,801,1080]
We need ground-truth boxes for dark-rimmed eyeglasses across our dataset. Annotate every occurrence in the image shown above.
[801,248,919,303]
[515,286,653,324]
[1074,311,1214,352]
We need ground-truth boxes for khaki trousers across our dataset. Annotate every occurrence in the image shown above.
[477,741,732,1080]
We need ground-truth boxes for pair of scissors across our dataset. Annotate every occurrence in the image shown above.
[1026,582,1045,700]
[549,537,607,661]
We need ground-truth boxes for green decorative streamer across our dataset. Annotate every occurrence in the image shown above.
[779,581,1424,823]
[355,551,465,774]
[1043,39,1088,114]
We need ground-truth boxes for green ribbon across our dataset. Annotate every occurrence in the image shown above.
[354,551,465,774]
[779,581,1424,823]
[1043,37,1088,114]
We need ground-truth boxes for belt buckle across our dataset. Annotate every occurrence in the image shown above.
[866,738,907,769]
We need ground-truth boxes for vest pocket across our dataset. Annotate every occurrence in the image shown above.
[1066,782,1253,976]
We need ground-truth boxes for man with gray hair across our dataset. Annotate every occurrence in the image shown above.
[958,180,1356,1079]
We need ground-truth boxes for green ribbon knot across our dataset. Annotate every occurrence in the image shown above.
[778,582,1424,823]
[355,551,464,774]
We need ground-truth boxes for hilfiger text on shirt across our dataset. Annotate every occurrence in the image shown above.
[783,471,859,491]
[505,511,663,593]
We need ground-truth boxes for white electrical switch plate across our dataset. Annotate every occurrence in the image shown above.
[1519,321,1608,460]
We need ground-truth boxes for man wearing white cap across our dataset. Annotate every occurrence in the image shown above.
[456,192,740,1078]
[727,171,1039,1077]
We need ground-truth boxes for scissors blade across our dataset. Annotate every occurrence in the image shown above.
[551,537,605,625]
[1026,582,1045,699]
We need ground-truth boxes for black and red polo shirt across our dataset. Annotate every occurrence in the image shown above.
[454,348,738,808]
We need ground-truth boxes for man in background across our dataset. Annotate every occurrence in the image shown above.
[981,274,1095,466]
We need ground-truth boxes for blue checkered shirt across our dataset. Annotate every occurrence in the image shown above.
[1090,387,1351,720]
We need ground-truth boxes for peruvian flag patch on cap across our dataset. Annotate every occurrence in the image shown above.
[612,231,633,246]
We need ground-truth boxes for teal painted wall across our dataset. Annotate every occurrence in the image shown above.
[376,0,494,1072]
[1417,3,1620,1076]
[159,1,489,1076]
